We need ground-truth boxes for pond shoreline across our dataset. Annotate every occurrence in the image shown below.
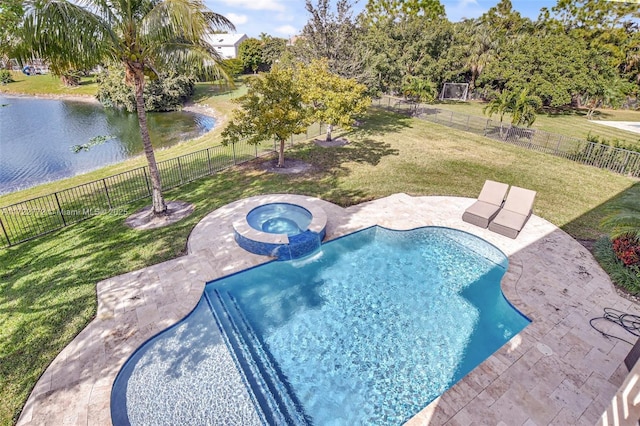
[0,92,221,198]
[0,91,222,123]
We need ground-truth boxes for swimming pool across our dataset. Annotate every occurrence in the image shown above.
[111,226,529,425]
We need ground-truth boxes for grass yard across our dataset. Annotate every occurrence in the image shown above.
[432,100,640,148]
[0,72,98,97]
[1,89,639,425]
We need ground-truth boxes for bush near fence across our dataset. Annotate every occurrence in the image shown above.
[373,96,640,178]
[0,123,326,248]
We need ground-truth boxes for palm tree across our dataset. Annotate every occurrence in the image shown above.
[483,90,511,138]
[484,88,541,138]
[21,0,233,214]
[601,186,640,240]
[510,88,541,127]
[465,22,497,91]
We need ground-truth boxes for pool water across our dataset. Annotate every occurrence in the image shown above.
[246,203,312,236]
[112,226,529,425]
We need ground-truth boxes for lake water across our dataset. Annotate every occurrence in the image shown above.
[0,95,215,195]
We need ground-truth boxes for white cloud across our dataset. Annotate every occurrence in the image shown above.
[274,25,298,36]
[217,0,285,11]
[444,0,484,21]
[226,12,248,25]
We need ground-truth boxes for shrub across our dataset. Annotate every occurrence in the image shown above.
[0,70,13,84]
[594,237,640,294]
[96,65,195,112]
[222,58,243,78]
[612,234,640,267]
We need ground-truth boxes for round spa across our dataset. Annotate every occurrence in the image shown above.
[233,201,327,260]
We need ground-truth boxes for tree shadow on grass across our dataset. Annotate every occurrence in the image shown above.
[353,108,413,138]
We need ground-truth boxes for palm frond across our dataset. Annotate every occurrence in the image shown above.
[601,188,640,239]
[22,0,109,70]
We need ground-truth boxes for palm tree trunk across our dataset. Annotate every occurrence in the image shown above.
[134,73,166,214]
[278,139,285,168]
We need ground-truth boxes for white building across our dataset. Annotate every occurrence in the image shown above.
[205,33,248,59]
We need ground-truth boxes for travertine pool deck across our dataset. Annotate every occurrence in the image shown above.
[17,193,640,425]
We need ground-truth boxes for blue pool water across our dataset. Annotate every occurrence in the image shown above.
[112,226,530,425]
[246,203,312,236]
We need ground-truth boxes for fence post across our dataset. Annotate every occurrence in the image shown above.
[622,151,630,175]
[483,119,490,136]
[449,111,454,125]
[102,179,113,209]
[466,115,470,131]
[0,215,11,247]
[555,135,563,153]
[54,193,66,226]
[177,157,184,184]
[255,144,258,158]
[142,167,152,196]
[232,142,237,164]
[206,148,213,174]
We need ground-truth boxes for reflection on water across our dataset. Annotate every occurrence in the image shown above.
[0,95,215,195]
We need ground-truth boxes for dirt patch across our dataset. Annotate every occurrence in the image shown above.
[577,239,595,252]
[125,200,194,230]
[260,159,313,174]
[314,137,349,148]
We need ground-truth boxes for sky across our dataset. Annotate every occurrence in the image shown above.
[206,0,557,39]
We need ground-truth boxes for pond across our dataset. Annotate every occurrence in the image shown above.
[0,95,215,195]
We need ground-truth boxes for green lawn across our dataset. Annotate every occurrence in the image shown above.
[431,100,640,148]
[1,88,639,425]
[0,72,98,97]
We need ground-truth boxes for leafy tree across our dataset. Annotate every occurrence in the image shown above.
[361,15,454,94]
[364,0,444,21]
[0,0,23,68]
[478,30,620,108]
[297,59,370,141]
[21,0,233,214]
[238,38,264,74]
[543,0,639,32]
[401,75,435,103]
[222,67,308,168]
[542,0,640,92]
[297,0,368,82]
[260,33,287,70]
[97,65,196,112]
[584,76,632,119]
[222,58,244,78]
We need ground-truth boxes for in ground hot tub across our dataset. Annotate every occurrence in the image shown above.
[247,203,312,236]
[233,200,327,260]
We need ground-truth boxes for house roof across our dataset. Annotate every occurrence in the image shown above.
[205,33,248,47]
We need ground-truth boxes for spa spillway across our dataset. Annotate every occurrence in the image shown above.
[233,201,327,260]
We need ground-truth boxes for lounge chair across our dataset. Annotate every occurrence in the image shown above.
[488,186,537,239]
[462,180,509,228]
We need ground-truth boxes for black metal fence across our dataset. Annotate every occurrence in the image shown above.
[373,96,640,178]
[0,123,326,248]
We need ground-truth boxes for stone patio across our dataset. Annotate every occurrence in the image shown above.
[16,193,640,425]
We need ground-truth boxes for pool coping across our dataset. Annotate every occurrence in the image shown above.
[231,197,328,244]
[16,193,640,425]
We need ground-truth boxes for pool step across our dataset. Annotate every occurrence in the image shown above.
[205,289,309,425]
